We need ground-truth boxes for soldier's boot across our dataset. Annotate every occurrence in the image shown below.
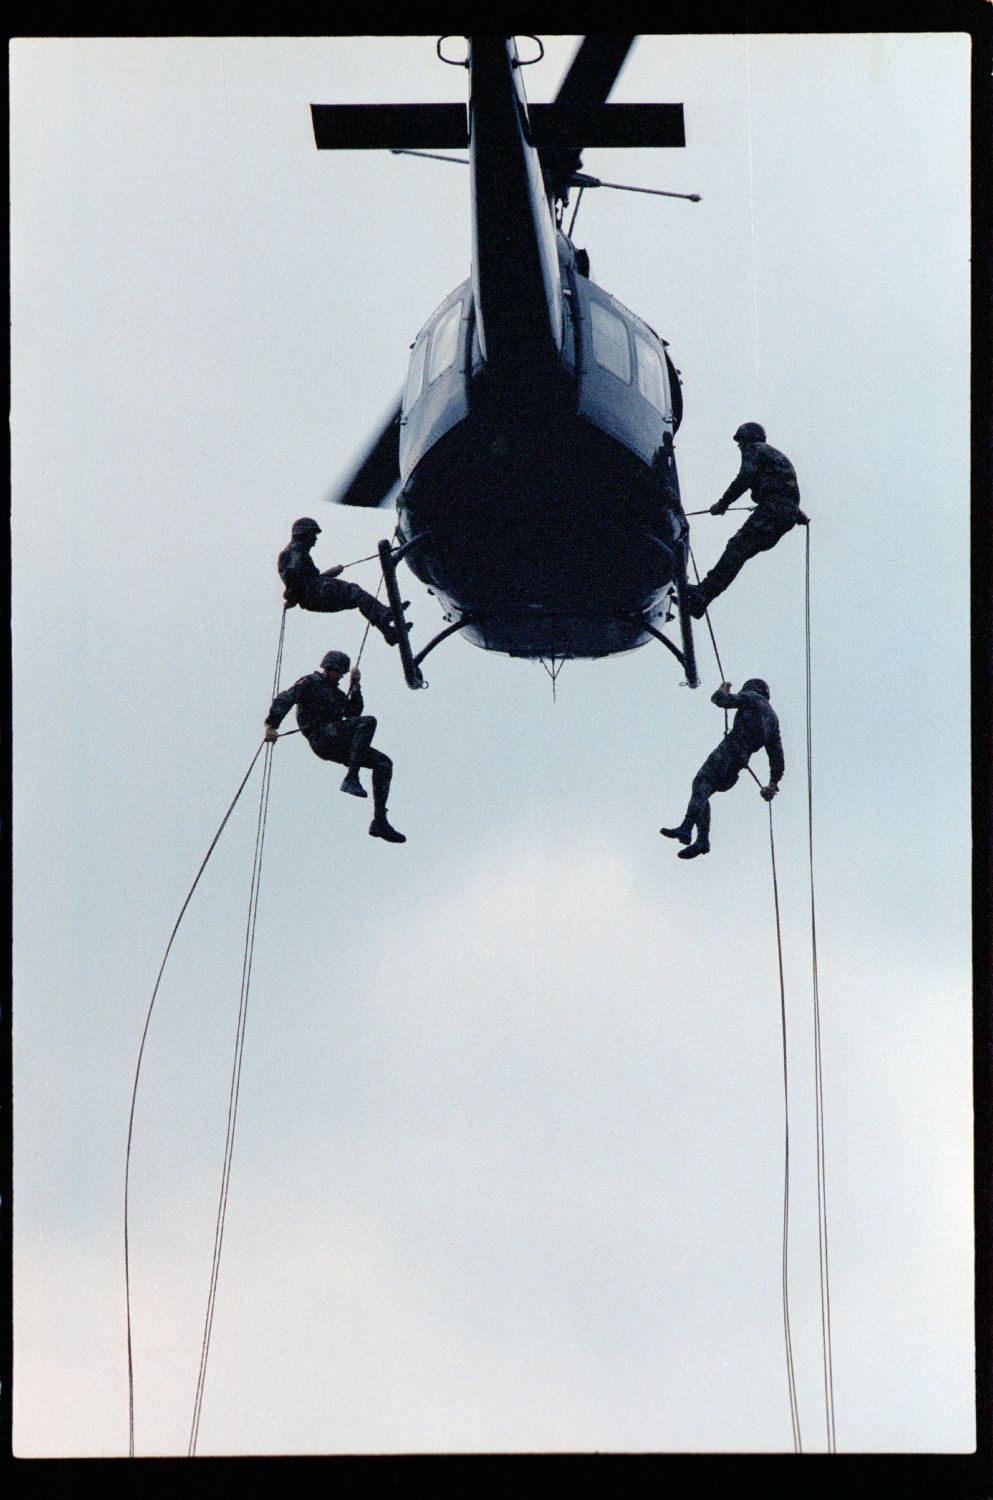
[369,812,406,843]
[340,772,367,797]
[678,839,710,859]
[376,602,413,648]
[356,593,402,647]
[682,583,709,619]
[660,824,693,844]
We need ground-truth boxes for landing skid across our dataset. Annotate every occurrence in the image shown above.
[645,532,699,687]
[379,532,698,688]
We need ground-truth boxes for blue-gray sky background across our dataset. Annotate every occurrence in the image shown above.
[11,33,973,1456]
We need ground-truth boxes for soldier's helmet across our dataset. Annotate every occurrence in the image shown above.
[733,422,766,444]
[740,677,770,699]
[320,650,351,672]
[292,516,322,537]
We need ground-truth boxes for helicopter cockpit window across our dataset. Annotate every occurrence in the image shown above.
[635,334,666,414]
[427,302,462,383]
[403,335,429,413]
[590,301,631,384]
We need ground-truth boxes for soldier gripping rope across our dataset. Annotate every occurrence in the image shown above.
[661,679,784,859]
[264,649,406,843]
[277,517,408,647]
[683,424,809,618]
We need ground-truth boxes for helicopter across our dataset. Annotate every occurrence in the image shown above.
[311,35,700,690]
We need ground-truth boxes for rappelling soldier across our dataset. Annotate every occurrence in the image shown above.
[278,517,408,647]
[660,678,784,859]
[263,649,406,842]
[683,424,809,618]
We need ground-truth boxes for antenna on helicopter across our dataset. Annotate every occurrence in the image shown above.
[390,148,469,165]
[569,171,700,202]
[389,148,701,223]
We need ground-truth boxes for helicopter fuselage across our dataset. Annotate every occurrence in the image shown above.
[398,243,684,657]
[395,37,685,659]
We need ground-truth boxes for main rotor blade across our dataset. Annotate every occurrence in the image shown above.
[312,104,467,150]
[531,104,684,149]
[553,36,635,112]
[325,402,402,509]
[312,100,682,152]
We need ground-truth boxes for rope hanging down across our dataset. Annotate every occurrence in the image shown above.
[687,522,841,1452]
[767,802,803,1452]
[687,543,730,735]
[346,522,401,671]
[188,725,276,1452]
[804,527,836,1451]
[125,609,290,1456]
[187,606,288,1453]
[124,738,264,1456]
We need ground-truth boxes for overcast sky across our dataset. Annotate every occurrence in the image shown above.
[10,33,974,1458]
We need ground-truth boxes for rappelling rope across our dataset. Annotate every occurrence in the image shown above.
[684,505,754,516]
[685,526,806,1452]
[191,553,409,1443]
[188,725,275,1452]
[123,740,264,1455]
[272,600,288,694]
[186,606,288,1454]
[767,802,803,1452]
[687,544,731,735]
[804,526,836,1451]
[125,609,290,1456]
[351,522,402,670]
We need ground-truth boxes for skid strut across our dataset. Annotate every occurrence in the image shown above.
[378,537,425,688]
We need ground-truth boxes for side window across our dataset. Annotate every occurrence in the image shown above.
[403,335,428,414]
[427,302,462,383]
[635,334,667,413]
[590,300,631,383]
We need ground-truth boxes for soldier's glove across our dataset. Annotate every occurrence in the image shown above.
[322,564,345,578]
[263,725,279,743]
[760,784,779,802]
[796,510,810,526]
[709,502,727,516]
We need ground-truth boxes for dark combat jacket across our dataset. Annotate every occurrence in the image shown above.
[714,441,800,513]
[277,542,323,605]
[712,687,785,783]
[266,672,363,742]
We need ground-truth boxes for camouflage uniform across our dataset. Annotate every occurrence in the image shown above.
[689,440,804,614]
[265,670,394,818]
[663,684,784,853]
[278,540,397,640]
